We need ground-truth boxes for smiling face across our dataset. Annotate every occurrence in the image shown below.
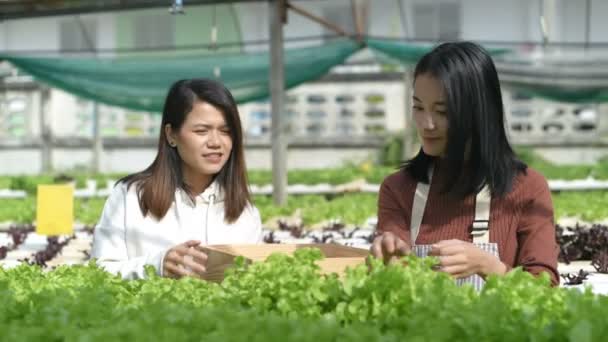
[165,100,233,192]
[412,73,449,157]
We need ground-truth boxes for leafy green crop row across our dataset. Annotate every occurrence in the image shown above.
[0,250,605,341]
[1,190,608,226]
[0,165,395,195]
[253,193,378,225]
[553,191,608,222]
[515,148,600,180]
[3,148,608,195]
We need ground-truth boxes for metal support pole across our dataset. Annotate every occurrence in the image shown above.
[270,0,287,205]
[397,0,409,38]
[351,0,363,42]
[39,87,52,173]
[76,14,103,173]
[402,68,418,159]
[540,0,556,49]
[91,102,102,173]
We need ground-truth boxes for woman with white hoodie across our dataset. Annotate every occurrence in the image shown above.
[91,79,262,280]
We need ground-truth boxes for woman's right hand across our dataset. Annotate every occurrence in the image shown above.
[370,231,411,264]
[163,240,208,279]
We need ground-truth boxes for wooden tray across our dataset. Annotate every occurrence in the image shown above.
[198,243,369,282]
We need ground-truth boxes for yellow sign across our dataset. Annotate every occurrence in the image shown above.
[36,184,74,236]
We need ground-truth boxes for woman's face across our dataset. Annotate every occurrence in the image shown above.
[166,101,233,186]
[412,73,449,157]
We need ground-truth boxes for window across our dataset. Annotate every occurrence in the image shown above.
[511,123,532,132]
[336,122,356,135]
[511,92,533,101]
[365,109,385,118]
[335,94,355,104]
[7,98,26,112]
[307,110,327,119]
[2,97,28,138]
[306,123,326,135]
[511,109,532,117]
[248,125,269,137]
[75,99,92,137]
[364,124,385,134]
[125,112,146,137]
[285,109,298,118]
[365,94,385,105]
[542,123,564,133]
[102,127,120,136]
[286,95,299,104]
[60,18,97,52]
[306,95,327,104]
[573,107,597,131]
[340,108,355,118]
[251,110,270,121]
[126,112,144,121]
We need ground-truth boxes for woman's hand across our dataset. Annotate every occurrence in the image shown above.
[370,231,411,264]
[429,239,507,279]
[163,240,208,279]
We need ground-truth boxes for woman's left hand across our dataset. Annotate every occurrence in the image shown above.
[429,239,507,279]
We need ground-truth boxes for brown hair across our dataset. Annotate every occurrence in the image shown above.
[119,79,251,223]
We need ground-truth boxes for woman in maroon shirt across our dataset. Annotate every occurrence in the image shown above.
[371,42,559,287]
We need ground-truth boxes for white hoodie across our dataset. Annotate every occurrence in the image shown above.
[90,180,263,280]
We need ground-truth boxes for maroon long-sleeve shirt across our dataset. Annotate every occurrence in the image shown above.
[377,162,560,286]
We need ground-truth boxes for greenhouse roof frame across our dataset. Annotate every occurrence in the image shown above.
[0,0,276,21]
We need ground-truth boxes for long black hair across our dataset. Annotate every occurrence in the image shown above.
[120,78,251,223]
[403,41,526,198]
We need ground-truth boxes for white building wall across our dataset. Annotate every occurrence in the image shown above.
[29,91,42,139]
[49,89,79,137]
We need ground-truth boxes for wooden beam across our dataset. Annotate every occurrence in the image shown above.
[351,0,364,42]
[361,0,370,36]
[286,1,350,37]
[0,0,263,21]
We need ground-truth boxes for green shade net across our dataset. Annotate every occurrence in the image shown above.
[365,38,512,65]
[504,85,608,104]
[0,39,360,112]
[5,35,607,106]
[366,38,608,103]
